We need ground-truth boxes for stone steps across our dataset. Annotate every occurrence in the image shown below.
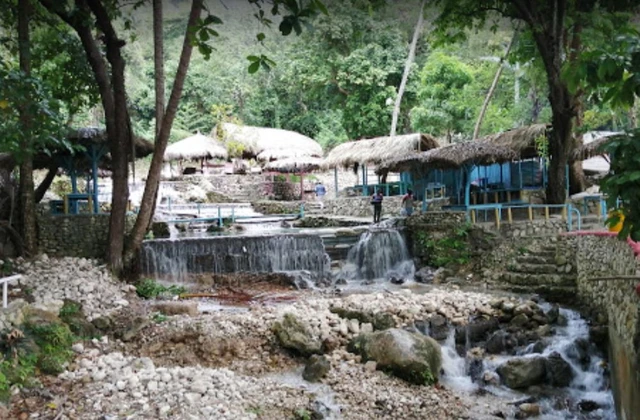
[515,255,555,265]
[509,263,559,274]
[499,272,577,287]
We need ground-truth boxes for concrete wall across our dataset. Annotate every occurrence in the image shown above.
[38,211,135,259]
[574,235,639,420]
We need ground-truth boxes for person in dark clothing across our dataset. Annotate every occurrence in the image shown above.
[371,191,383,223]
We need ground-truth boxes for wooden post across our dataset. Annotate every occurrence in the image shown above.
[596,201,602,220]
[528,206,533,221]
[544,206,550,220]
[494,208,500,228]
[562,206,567,221]
[507,190,511,203]
[507,207,513,223]
[471,210,476,224]
[64,195,69,214]
[494,192,499,203]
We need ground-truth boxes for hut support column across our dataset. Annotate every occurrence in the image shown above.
[334,167,338,199]
[86,144,107,214]
[464,165,472,208]
[300,173,304,201]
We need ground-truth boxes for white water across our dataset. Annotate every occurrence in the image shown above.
[339,229,415,282]
[439,308,615,419]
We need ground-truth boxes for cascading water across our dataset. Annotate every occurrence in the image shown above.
[439,307,615,419]
[339,229,415,282]
[141,234,330,282]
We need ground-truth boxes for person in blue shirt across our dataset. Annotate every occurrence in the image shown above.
[371,191,383,223]
[315,181,326,209]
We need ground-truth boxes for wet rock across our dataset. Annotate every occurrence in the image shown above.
[414,267,435,284]
[535,324,552,337]
[501,301,516,313]
[516,403,541,418]
[372,312,395,331]
[348,328,442,385]
[556,314,568,327]
[589,325,608,352]
[577,400,600,412]
[510,314,529,328]
[455,316,499,345]
[513,304,533,317]
[428,314,449,341]
[389,276,405,285]
[546,304,560,324]
[496,357,546,389]
[485,331,508,354]
[272,313,322,356]
[482,371,500,386]
[544,352,574,387]
[467,356,484,382]
[302,355,331,382]
[433,267,452,284]
[413,319,429,336]
[91,316,113,331]
[527,341,546,354]
[566,338,591,367]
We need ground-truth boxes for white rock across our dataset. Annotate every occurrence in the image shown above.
[72,343,85,354]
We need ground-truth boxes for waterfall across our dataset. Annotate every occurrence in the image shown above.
[141,234,330,282]
[340,229,415,282]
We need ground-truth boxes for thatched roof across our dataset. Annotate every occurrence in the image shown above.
[481,123,549,159]
[164,132,228,162]
[572,132,618,161]
[68,127,154,159]
[257,148,317,161]
[382,140,518,172]
[322,133,439,169]
[214,122,323,160]
[264,156,322,173]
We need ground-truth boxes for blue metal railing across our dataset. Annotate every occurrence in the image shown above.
[466,203,581,231]
[166,203,305,226]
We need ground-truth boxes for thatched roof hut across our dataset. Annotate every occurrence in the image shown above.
[322,133,439,169]
[481,123,549,159]
[163,132,228,162]
[264,156,322,173]
[382,141,518,172]
[67,127,154,159]
[215,122,323,160]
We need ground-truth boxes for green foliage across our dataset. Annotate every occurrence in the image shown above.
[135,278,187,299]
[415,225,470,267]
[59,300,82,319]
[23,321,74,375]
[293,408,312,420]
[225,140,246,159]
[151,313,168,324]
[600,130,640,240]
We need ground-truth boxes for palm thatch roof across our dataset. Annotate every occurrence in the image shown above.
[322,133,439,169]
[68,127,154,159]
[264,156,322,173]
[572,132,619,161]
[163,132,228,162]
[214,122,323,160]
[481,123,549,159]
[257,148,318,161]
[382,141,518,172]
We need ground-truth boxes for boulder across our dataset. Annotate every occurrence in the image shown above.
[485,330,510,354]
[303,355,331,382]
[516,403,541,419]
[578,400,600,412]
[455,316,499,345]
[546,304,560,324]
[348,328,442,385]
[372,312,395,331]
[566,338,591,367]
[414,267,436,284]
[151,302,199,317]
[496,357,546,389]
[59,299,98,338]
[544,352,574,387]
[510,314,529,328]
[329,307,372,324]
[428,314,449,341]
[272,313,322,357]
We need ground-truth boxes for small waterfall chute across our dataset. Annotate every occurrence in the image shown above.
[339,228,415,282]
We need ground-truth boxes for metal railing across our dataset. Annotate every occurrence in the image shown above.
[166,204,305,226]
[466,203,581,231]
[1,275,21,309]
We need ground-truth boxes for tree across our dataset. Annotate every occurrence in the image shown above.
[431,0,639,203]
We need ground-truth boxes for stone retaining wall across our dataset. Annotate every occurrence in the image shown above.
[498,219,568,238]
[573,234,639,420]
[321,196,418,218]
[38,212,135,259]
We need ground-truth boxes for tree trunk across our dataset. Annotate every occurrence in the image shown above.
[153,0,165,137]
[18,0,37,256]
[35,165,57,203]
[473,29,517,139]
[124,0,204,264]
[390,0,425,136]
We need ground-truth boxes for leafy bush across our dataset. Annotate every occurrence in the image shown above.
[415,225,470,267]
[23,321,74,375]
[135,279,186,299]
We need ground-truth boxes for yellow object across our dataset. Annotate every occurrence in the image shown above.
[0,99,8,109]
[608,211,625,233]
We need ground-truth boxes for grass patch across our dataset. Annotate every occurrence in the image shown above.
[135,279,187,299]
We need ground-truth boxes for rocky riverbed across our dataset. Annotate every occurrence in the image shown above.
[0,256,613,419]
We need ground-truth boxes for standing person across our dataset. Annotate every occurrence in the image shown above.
[371,190,383,223]
[402,189,414,216]
[315,181,326,209]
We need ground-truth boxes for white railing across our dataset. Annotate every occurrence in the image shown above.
[1,274,21,309]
